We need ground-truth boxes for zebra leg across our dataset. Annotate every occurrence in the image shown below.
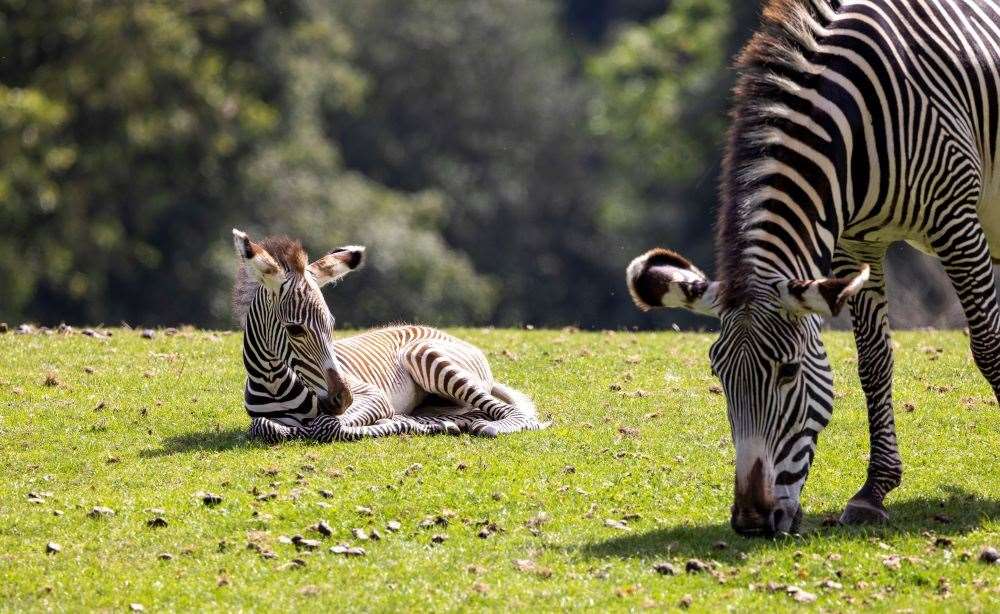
[933,215,1000,397]
[307,386,459,442]
[402,343,540,437]
[336,381,396,427]
[248,416,309,444]
[834,251,901,525]
[307,413,460,442]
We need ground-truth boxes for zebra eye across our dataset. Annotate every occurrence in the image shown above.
[776,362,800,384]
[285,324,306,337]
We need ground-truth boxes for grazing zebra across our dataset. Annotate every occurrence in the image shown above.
[232,229,546,443]
[627,0,1000,535]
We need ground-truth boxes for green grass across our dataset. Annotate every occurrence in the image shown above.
[1,327,998,612]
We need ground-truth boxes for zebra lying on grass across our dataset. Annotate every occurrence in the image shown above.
[232,229,547,443]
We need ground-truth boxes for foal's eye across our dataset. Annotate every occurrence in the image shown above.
[776,362,800,384]
[285,324,306,337]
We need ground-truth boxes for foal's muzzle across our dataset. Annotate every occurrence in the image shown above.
[319,368,352,415]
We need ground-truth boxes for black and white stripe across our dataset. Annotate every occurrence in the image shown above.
[628,0,1000,535]
[244,322,548,442]
[232,230,547,443]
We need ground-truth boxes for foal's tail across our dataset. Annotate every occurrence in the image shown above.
[491,382,548,428]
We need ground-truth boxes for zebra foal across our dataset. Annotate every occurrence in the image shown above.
[232,229,547,443]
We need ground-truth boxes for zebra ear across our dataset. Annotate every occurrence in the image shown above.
[626,248,720,318]
[233,228,285,289]
[309,246,366,287]
[776,265,870,317]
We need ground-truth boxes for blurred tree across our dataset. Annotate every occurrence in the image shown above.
[0,0,493,327]
[328,0,619,327]
[562,0,670,44]
[587,0,758,271]
[0,0,964,330]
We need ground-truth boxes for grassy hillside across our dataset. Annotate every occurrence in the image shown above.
[1,327,998,611]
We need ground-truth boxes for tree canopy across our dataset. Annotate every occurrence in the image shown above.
[0,1,960,329]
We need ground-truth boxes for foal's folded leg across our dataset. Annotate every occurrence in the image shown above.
[248,416,309,444]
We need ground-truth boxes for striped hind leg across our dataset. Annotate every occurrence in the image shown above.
[933,213,1000,395]
[402,342,542,437]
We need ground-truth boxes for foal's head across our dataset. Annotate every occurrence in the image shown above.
[233,229,365,414]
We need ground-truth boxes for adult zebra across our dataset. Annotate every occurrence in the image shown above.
[627,0,1000,535]
[232,230,546,443]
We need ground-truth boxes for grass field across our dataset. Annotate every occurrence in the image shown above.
[1,327,999,612]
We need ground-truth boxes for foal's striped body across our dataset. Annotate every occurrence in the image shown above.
[248,325,544,442]
[232,233,545,443]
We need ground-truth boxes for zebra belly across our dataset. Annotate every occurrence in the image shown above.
[388,376,426,415]
[979,184,1000,262]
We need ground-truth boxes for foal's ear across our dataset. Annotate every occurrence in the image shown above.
[309,246,366,287]
[233,228,284,289]
[626,248,720,318]
[776,265,870,317]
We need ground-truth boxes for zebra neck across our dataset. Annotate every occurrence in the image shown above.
[241,290,318,420]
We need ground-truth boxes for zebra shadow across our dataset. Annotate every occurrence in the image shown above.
[577,486,1000,564]
[139,427,251,457]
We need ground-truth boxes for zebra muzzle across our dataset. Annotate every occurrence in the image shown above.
[321,368,352,415]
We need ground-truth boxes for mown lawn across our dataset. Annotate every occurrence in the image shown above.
[1,327,998,612]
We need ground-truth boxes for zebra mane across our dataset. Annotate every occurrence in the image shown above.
[232,235,309,327]
[716,0,839,310]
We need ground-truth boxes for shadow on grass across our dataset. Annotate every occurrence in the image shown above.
[578,486,1000,564]
[139,427,250,457]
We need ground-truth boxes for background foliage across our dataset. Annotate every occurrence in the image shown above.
[0,0,967,329]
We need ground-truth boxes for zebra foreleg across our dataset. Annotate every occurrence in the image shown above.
[336,381,397,427]
[339,382,461,435]
[309,385,460,441]
[248,416,310,444]
[835,252,901,525]
[307,414,459,442]
[934,215,1000,398]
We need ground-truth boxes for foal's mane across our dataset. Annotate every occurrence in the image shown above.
[232,236,309,326]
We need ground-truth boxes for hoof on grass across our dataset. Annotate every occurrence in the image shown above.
[839,500,889,525]
[471,421,500,438]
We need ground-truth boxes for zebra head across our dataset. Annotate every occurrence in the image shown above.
[233,229,365,415]
[627,248,868,536]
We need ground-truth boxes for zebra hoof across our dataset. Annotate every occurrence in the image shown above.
[839,500,889,525]
[471,421,500,438]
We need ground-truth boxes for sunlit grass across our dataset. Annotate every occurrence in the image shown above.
[1,327,998,611]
